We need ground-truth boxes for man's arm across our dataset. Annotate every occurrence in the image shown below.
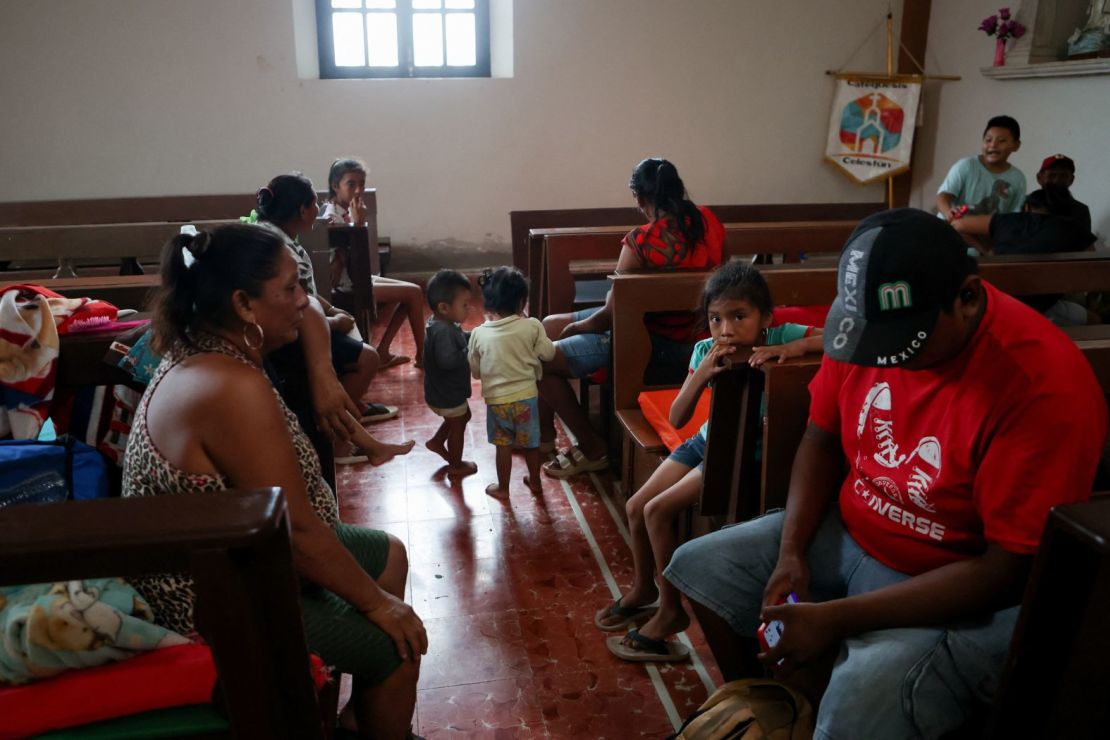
[763,422,845,608]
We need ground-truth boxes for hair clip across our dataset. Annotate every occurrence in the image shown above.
[180,225,198,268]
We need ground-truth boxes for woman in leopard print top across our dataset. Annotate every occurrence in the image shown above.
[122,224,425,740]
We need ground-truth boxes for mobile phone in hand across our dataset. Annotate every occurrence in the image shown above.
[757,592,799,656]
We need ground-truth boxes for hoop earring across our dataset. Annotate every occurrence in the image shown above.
[243,322,265,351]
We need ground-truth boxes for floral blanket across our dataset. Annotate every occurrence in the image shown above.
[0,579,188,685]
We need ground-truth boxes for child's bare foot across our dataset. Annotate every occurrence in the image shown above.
[485,483,509,497]
[523,475,543,494]
[368,439,416,466]
[446,461,478,478]
[425,438,450,464]
[380,353,411,369]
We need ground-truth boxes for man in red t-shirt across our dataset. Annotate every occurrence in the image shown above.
[665,208,1107,739]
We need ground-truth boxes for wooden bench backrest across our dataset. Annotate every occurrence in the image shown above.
[611,254,1110,410]
[510,202,884,276]
[0,488,327,739]
[0,190,374,228]
[529,220,859,317]
[0,219,240,263]
[0,193,378,331]
[992,496,1110,737]
[0,194,259,227]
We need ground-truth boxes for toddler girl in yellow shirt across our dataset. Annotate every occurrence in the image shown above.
[468,267,556,496]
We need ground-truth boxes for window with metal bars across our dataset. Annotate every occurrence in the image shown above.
[316,0,490,78]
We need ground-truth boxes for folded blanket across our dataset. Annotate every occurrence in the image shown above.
[0,579,188,685]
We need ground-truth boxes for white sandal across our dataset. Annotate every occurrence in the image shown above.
[542,446,609,478]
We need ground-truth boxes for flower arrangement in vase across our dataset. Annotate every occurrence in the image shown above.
[979,8,1027,66]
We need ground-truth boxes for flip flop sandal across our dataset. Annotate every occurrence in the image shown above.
[606,629,691,663]
[594,597,659,632]
[542,446,609,479]
[361,402,399,423]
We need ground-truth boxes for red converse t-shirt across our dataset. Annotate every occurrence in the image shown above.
[809,281,1107,575]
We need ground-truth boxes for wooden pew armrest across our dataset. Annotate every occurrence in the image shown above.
[616,408,667,454]
[0,488,285,585]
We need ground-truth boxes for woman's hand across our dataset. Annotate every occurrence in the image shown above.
[364,592,428,662]
[758,601,843,675]
[762,551,810,611]
[558,321,585,340]
[309,372,363,444]
[750,340,804,368]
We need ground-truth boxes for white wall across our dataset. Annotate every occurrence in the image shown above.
[908,0,1110,246]
[1,0,903,259]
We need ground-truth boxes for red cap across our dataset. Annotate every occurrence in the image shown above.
[1039,154,1075,173]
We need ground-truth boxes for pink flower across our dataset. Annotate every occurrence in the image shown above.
[999,7,1011,20]
[979,15,999,35]
[1010,21,1026,39]
[998,20,1011,37]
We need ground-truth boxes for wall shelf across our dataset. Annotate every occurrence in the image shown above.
[981,57,1110,79]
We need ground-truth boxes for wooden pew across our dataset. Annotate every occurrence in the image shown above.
[0,488,332,739]
[510,201,884,278]
[610,254,1110,496]
[0,193,259,227]
[990,496,1110,738]
[0,190,378,285]
[53,319,339,493]
[528,220,859,317]
[0,222,371,337]
[0,219,238,269]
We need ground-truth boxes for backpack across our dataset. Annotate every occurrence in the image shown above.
[0,435,110,508]
[669,679,815,740]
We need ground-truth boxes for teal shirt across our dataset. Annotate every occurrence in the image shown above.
[687,323,811,440]
[937,156,1026,216]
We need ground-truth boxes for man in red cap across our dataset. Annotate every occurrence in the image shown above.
[1037,154,1091,234]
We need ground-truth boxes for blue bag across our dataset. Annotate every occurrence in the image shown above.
[0,435,110,508]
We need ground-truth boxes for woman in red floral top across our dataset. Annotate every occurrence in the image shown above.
[539,158,726,478]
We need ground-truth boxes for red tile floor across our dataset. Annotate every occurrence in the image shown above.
[340,299,724,738]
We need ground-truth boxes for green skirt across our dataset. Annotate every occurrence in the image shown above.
[300,524,401,684]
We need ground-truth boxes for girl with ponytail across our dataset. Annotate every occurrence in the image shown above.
[253,172,404,436]
[537,158,726,479]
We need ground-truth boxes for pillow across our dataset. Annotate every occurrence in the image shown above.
[0,643,330,739]
[0,643,214,739]
[0,579,190,686]
[637,387,711,452]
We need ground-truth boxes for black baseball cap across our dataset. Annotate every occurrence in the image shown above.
[824,208,973,367]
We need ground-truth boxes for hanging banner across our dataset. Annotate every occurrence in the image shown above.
[825,76,921,185]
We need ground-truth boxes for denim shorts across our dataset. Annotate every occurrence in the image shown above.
[558,307,694,383]
[668,433,706,471]
[486,396,540,448]
[665,508,1019,739]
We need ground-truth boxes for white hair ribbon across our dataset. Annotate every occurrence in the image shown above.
[180,224,198,268]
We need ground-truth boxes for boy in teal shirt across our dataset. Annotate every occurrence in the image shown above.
[937,115,1026,221]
